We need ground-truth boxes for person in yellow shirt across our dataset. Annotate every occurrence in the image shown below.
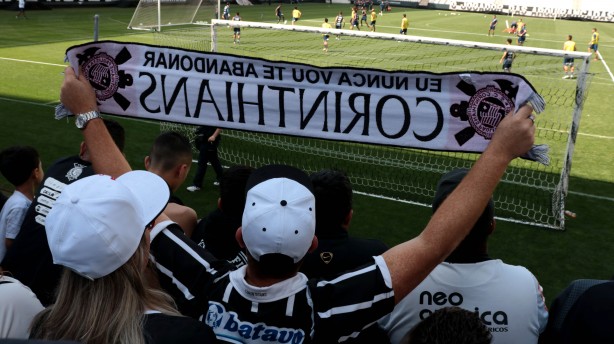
[322,18,332,53]
[589,28,599,61]
[517,19,524,31]
[400,13,408,35]
[370,9,377,32]
[292,6,301,25]
[563,35,577,79]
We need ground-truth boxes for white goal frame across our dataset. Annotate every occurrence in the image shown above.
[203,19,592,229]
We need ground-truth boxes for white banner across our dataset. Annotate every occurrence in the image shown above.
[64,41,545,155]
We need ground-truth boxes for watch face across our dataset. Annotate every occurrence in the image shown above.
[76,116,85,129]
[75,112,99,129]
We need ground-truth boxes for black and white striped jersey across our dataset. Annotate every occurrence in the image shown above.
[150,221,395,343]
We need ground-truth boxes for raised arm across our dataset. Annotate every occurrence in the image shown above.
[60,67,131,178]
[383,104,535,303]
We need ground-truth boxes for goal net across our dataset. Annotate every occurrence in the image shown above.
[128,0,216,32]
[157,20,591,230]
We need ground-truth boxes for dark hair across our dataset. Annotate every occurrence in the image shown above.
[568,35,573,40]
[251,253,301,279]
[506,38,512,44]
[103,119,126,152]
[148,131,192,172]
[432,169,494,251]
[310,169,352,236]
[220,165,254,218]
[0,146,40,186]
[404,307,492,344]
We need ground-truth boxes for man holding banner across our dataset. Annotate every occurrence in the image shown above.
[58,60,536,342]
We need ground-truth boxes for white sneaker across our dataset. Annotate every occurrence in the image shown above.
[186,185,201,192]
[284,20,287,24]
[213,181,220,186]
[562,75,569,79]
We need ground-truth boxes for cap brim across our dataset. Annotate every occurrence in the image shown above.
[117,171,170,227]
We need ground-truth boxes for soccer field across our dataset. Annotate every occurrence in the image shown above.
[1,4,613,303]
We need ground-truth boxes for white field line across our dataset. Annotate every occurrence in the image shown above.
[0,57,66,67]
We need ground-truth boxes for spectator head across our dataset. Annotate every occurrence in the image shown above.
[219,165,254,219]
[238,165,316,278]
[46,171,169,279]
[310,169,352,236]
[0,145,42,187]
[34,171,175,343]
[432,169,495,259]
[403,307,492,344]
[79,119,126,161]
[144,131,193,192]
[506,38,512,44]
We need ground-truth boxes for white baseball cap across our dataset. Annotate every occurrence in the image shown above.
[242,165,316,264]
[45,171,170,280]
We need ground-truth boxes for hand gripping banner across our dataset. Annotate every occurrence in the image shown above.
[58,40,548,164]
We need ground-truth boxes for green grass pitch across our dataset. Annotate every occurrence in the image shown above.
[1,4,614,303]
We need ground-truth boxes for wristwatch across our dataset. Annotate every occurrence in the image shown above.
[75,111,101,129]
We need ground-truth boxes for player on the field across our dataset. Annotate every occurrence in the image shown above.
[517,23,527,46]
[334,11,344,40]
[232,13,241,44]
[589,28,599,61]
[488,15,497,36]
[350,6,360,30]
[379,0,385,15]
[499,38,515,72]
[322,18,332,53]
[291,6,301,25]
[15,0,27,19]
[510,20,518,33]
[275,4,285,24]
[370,9,377,32]
[563,35,577,79]
[503,20,518,34]
[400,13,408,35]
[517,19,525,32]
[360,8,368,28]
[223,2,230,20]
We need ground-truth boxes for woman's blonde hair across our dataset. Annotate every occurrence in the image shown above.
[30,233,179,344]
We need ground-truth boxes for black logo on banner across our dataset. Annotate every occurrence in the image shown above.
[77,47,134,111]
[450,79,518,146]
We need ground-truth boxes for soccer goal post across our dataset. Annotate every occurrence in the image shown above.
[158,20,591,229]
[128,0,219,32]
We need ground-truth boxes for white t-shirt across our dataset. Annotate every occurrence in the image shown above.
[18,0,25,9]
[0,190,31,261]
[0,275,44,338]
[379,260,548,344]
